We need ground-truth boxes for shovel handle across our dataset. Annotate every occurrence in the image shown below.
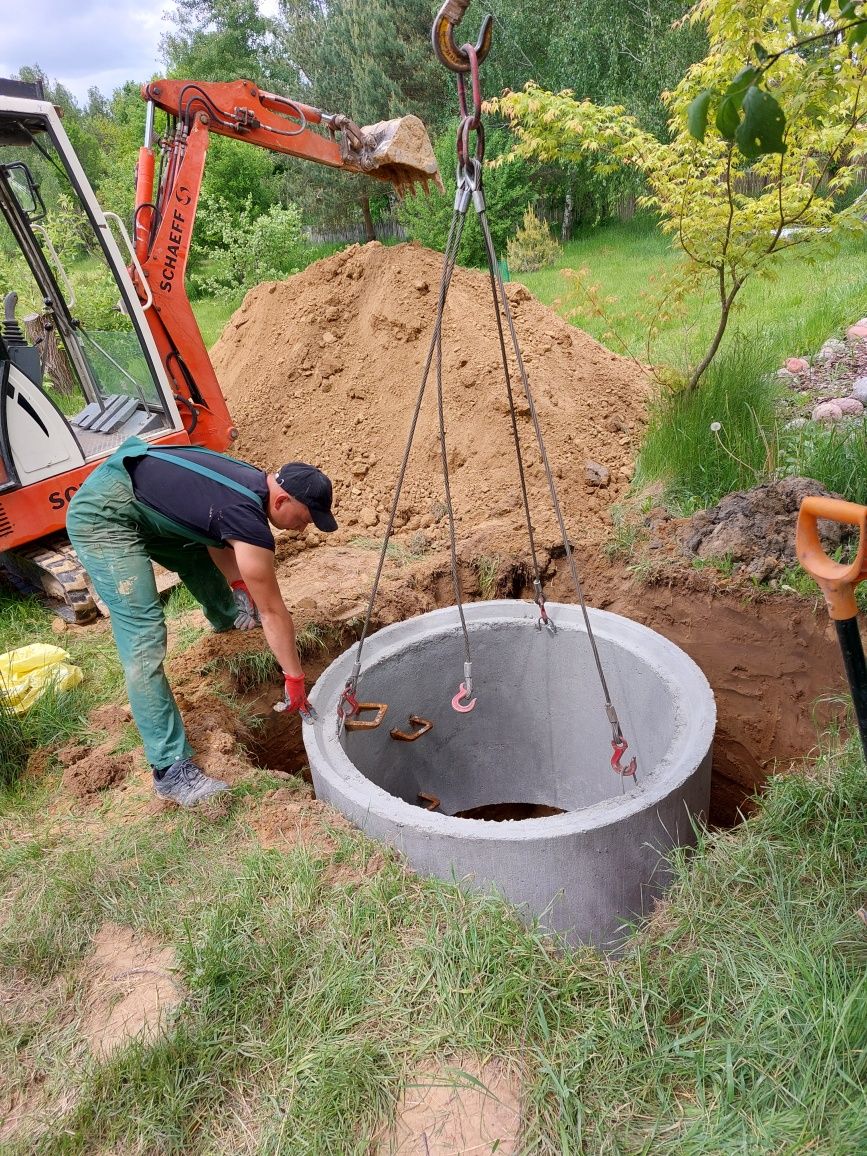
[796,496,867,620]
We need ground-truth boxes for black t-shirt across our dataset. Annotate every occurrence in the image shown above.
[126,447,274,551]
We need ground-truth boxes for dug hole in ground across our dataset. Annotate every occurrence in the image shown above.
[17,240,853,1151]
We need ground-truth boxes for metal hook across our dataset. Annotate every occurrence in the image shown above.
[610,738,637,778]
[452,682,477,713]
[432,0,493,74]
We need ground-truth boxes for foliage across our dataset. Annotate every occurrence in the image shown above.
[162,0,286,88]
[492,0,867,390]
[779,419,867,507]
[636,335,780,511]
[506,207,560,273]
[398,126,535,267]
[688,0,867,158]
[187,195,305,299]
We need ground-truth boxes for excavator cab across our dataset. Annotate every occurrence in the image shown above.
[0,80,179,538]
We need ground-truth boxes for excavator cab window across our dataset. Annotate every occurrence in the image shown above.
[0,113,174,464]
[3,161,45,221]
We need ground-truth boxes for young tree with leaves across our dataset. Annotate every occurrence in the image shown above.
[492,0,867,390]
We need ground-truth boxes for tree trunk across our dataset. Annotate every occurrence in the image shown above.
[22,313,78,395]
[561,190,573,243]
[360,197,377,242]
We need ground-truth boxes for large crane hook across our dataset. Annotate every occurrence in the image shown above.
[431,0,493,74]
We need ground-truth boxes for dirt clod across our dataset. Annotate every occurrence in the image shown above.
[61,744,132,798]
[677,476,850,568]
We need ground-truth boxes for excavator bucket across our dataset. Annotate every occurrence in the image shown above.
[349,115,444,197]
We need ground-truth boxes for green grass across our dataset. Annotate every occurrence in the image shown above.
[192,294,245,349]
[636,336,781,511]
[520,214,867,379]
[0,585,125,793]
[0,728,865,1153]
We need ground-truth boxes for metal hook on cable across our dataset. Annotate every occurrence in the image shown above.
[432,0,493,74]
[451,662,476,713]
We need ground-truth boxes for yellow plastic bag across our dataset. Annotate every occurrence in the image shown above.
[0,643,84,715]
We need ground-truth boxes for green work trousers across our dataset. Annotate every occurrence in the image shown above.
[66,442,238,769]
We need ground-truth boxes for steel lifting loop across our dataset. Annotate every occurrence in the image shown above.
[344,702,389,731]
[533,580,556,635]
[457,44,483,126]
[432,0,493,74]
[390,715,433,742]
[458,117,485,168]
[611,738,638,778]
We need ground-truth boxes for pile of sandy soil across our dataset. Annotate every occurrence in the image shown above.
[212,242,648,553]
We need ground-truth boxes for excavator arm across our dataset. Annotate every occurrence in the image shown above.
[132,78,441,450]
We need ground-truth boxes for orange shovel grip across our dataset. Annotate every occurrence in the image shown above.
[795,496,867,619]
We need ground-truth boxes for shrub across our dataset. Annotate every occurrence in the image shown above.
[188,196,306,299]
[506,207,560,272]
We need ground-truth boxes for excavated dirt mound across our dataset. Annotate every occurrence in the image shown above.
[676,477,853,581]
[212,242,648,552]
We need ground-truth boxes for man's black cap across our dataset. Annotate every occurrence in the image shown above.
[275,462,337,532]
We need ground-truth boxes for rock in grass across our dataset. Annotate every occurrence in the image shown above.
[812,400,844,422]
[785,356,810,374]
[847,323,867,340]
[851,376,867,404]
[836,397,864,417]
[816,339,847,364]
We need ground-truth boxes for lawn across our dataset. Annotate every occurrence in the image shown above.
[519,214,867,378]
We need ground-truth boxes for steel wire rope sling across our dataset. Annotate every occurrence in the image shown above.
[336,0,638,783]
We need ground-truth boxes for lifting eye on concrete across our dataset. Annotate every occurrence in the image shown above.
[343,702,388,731]
[390,715,433,742]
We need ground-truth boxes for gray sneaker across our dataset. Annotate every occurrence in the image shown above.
[153,759,229,807]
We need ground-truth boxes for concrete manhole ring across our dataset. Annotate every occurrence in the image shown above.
[305,599,716,947]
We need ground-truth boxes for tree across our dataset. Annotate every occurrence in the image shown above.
[161,0,289,89]
[492,0,867,390]
[285,0,451,240]
[688,0,867,157]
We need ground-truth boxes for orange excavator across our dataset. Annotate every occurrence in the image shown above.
[0,75,439,621]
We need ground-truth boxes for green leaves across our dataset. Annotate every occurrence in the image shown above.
[716,67,760,140]
[735,86,787,158]
[687,90,712,141]
[688,66,786,159]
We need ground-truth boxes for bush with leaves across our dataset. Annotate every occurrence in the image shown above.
[507,207,560,273]
[188,195,305,299]
[397,125,535,267]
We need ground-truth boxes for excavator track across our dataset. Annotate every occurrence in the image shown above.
[1,537,103,623]
[1,536,181,625]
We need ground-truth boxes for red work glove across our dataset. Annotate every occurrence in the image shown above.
[230,580,260,630]
[282,672,312,716]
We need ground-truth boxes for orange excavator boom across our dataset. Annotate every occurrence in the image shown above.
[131,79,440,452]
